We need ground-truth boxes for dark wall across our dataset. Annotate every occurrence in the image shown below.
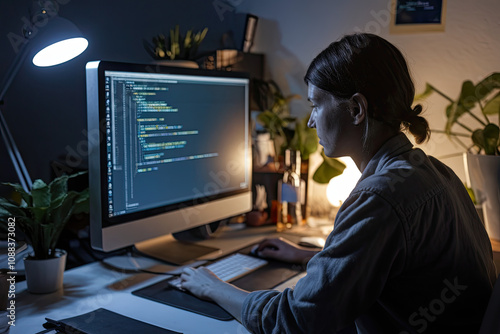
[0,0,247,194]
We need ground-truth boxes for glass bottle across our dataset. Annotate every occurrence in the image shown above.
[277,149,303,232]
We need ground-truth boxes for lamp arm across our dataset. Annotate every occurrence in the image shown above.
[0,41,31,102]
[0,41,33,191]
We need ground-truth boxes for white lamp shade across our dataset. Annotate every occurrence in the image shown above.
[29,16,88,67]
[33,37,88,67]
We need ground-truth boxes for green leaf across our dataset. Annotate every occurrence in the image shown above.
[474,72,500,101]
[290,116,318,160]
[49,192,75,225]
[200,27,208,41]
[49,174,69,207]
[31,179,50,208]
[483,124,500,155]
[312,151,346,184]
[458,80,477,109]
[29,206,48,223]
[445,102,468,135]
[184,30,192,48]
[414,83,436,101]
[282,116,297,124]
[37,223,54,259]
[72,188,90,215]
[472,124,500,155]
[47,192,81,250]
[257,111,287,140]
[472,129,484,150]
[2,182,31,206]
[0,198,27,218]
[483,92,500,115]
[46,171,86,207]
[313,160,345,183]
[14,215,37,244]
[257,111,274,127]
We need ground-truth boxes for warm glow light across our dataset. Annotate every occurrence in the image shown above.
[32,37,88,67]
[326,157,362,207]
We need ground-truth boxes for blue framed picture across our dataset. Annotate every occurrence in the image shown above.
[390,0,447,33]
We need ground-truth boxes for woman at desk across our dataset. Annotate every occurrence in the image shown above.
[180,33,497,333]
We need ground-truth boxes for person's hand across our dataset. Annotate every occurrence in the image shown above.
[179,266,250,322]
[254,237,319,265]
[179,266,226,301]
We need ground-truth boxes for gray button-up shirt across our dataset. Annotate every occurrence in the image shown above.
[242,133,497,334]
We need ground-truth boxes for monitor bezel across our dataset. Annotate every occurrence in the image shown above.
[86,60,252,252]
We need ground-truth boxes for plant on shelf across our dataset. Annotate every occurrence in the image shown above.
[253,79,345,182]
[0,171,89,260]
[253,79,303,158]
[145,24,208,61]
[416,72,500,155]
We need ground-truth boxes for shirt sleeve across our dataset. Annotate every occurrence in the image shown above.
[241,189,407,334]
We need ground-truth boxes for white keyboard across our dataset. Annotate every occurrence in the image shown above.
[167,253,268,290]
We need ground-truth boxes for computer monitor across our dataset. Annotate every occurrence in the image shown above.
[86,61,252,264]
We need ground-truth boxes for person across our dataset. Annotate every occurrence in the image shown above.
[179,33,497,333]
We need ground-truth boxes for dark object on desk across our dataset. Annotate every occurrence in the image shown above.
[132,244,304,320]
[41,308,181,334]
[246,210,271,227]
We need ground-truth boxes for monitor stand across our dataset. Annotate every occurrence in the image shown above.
[134,222,225,265]
[134,233,220,266]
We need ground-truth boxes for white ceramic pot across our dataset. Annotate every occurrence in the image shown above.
[464,153,500,241]
[254,132,275,168]
[24,249,67,294]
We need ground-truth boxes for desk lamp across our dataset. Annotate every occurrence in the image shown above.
[0,5,88,192]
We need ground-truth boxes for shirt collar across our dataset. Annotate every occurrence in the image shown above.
[359,133,414,181]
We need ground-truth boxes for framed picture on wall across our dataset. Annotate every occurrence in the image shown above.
[390,0,447,33]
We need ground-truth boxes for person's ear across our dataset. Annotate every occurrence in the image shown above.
[349,93,368,126]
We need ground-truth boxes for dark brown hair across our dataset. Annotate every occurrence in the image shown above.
[304,33,430,144]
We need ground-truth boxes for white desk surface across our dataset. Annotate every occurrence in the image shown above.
[11,224,321,334]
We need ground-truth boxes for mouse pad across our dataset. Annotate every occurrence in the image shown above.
[132,245,304,321]
[132,279,233,320]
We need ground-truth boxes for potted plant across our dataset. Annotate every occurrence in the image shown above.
[416,72,500,240]
[144,24,208,61]
[0,172,89,293]
[253,79,302,161]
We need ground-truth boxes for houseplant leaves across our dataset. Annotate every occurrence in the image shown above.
[0,171,89,259]
[313,150,346,184]
[472,124,500,155]
[418,72,500,155]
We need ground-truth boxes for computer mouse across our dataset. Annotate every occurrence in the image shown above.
[298,236,326,248]
[250,245,259,256]
[250,244,278,256]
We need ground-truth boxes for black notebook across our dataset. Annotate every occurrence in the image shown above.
[41,308,181,334]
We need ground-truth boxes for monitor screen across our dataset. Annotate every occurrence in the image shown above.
[86,61,252,255]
